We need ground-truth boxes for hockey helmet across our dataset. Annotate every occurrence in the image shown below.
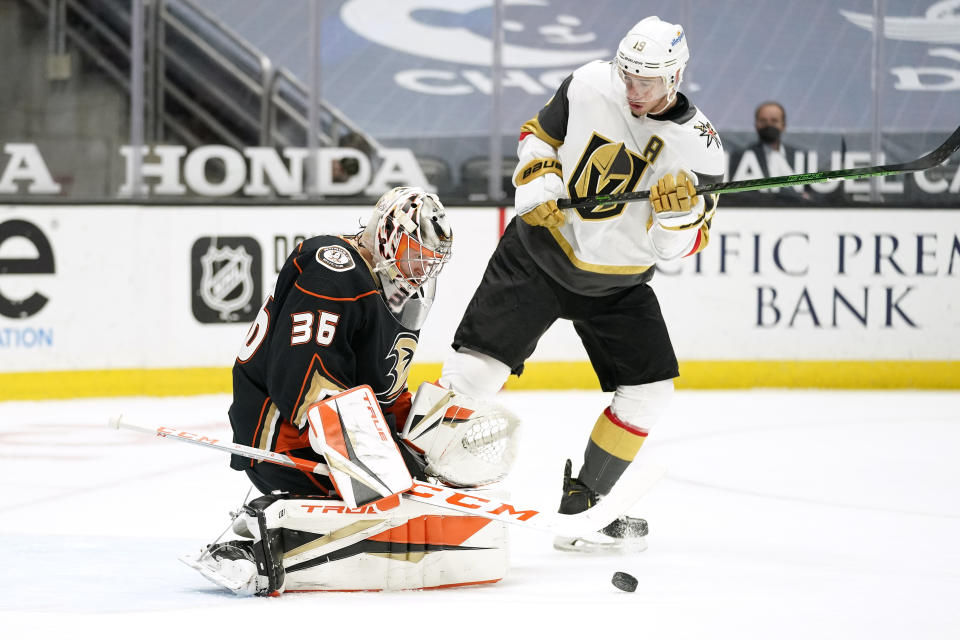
[615,16,689,107]
[360,186,453,329]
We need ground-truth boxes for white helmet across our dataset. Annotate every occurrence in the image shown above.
[616,16,689,104]
[360,186,453,329]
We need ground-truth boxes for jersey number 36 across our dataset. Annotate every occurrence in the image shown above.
[237,297,340,363]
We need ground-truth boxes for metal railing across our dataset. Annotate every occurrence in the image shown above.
[22,0,380,155]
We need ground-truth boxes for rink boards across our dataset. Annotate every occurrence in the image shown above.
[1,204,958,399]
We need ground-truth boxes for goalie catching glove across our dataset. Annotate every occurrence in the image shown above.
[649,170,704,229]
[400,381,521,487]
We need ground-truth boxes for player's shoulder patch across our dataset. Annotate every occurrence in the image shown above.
[315,244,355,272]
[294,235,378,301]
[692,120,721,149]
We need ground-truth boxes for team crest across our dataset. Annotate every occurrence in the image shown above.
[694,120,721,149]
[316,245,355,272]
[382,333,418,401]
[198,244,255,321]
[566,132,648,219]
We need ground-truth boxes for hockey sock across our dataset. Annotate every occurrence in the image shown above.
[578,407,648,495]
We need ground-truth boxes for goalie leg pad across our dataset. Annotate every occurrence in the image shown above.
[281,494,509,591]
[185,492,509,594]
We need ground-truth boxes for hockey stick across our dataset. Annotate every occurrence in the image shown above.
[110,416,664,538]
[556,125,960,209]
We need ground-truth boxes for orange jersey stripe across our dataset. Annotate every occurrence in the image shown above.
[294,283,379,302]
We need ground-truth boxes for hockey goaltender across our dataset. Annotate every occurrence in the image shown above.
[183,186,527,595]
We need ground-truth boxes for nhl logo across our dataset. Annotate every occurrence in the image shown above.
[191,237,262,323]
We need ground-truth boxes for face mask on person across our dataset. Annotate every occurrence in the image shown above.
[757,126,781,144]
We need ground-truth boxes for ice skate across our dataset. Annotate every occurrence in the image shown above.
[552,459,649,553]
[180,541,265,596]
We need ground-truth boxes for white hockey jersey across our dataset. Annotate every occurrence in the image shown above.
[515,60,724,296]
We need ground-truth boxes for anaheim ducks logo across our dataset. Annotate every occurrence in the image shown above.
[567,132,649,219]
[382,333,418,401]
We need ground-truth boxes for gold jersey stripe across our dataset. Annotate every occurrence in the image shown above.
[520,118,563,149]
[257,402,280,452]
[515,158,562,185]
[588,411,647,462]
[548,227,654,275]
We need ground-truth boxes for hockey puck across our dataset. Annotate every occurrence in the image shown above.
[611,571,638,592]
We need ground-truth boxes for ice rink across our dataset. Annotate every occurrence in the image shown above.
[1,389,958,639]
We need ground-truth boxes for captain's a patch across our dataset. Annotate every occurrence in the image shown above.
[316,245,355,272]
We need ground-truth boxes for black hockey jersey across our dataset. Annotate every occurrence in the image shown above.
[228,235,417,483]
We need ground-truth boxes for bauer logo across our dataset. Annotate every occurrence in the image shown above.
[191,237,261,323]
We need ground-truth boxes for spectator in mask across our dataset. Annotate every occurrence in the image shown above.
[728,101,815,202]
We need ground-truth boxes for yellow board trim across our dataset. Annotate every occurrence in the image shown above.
[2,361,959,401]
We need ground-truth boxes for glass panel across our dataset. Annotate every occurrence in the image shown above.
[1,0,956,205]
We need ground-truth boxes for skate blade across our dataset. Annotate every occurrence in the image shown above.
[179,552,254,594]
[552,535,649,554]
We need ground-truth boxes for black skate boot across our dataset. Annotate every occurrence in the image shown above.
[553,459,649,553]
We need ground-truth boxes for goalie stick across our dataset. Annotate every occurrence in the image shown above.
[110,416,665,539]
[557,124,960,209]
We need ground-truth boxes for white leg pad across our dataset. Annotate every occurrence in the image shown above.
[197,492,510,594]
[280,494,509,591]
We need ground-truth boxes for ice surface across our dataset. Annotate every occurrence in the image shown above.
[1,390,959,639]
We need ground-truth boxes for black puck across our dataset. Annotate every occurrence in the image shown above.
[612,571,638,592]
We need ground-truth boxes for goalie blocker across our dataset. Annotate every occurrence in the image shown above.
[185,383,519,594]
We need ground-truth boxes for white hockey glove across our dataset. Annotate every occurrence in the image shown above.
[514,134,566,229]
[401,381,521,487]
[649,170,705,229]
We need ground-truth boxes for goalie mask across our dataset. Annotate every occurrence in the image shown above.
[360,187,453,329]
[615,16,689,114]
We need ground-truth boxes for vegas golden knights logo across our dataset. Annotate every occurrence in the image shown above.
[383,333,418,401]
[567,132,648,219]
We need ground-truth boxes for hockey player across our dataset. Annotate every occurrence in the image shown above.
[228,186,453,496]
[184,187,517,594]
[440,16,724,552]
